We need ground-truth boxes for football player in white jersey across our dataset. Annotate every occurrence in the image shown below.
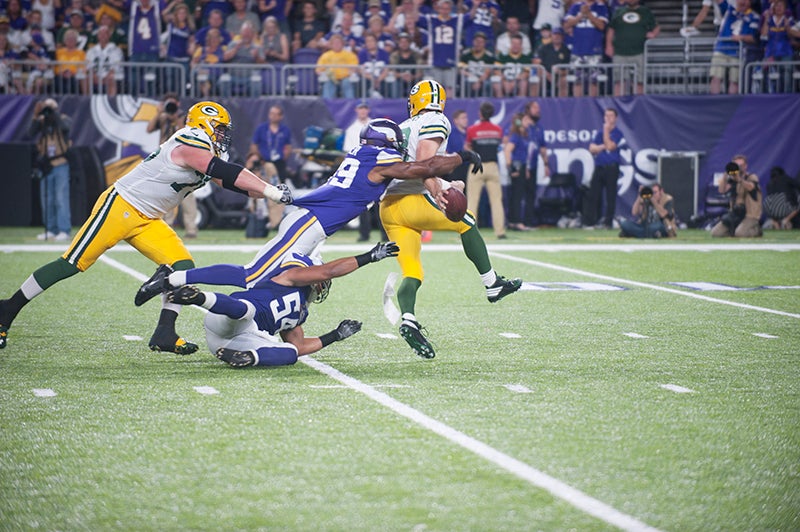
[380,79,522,359]
[0,101,292,354]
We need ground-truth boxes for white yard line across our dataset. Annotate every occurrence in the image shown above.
[193,386,219,395]
[490,252,800,320]
[660,384,695,394]
[32,388,57,397]
[752,333,779,339]
[504,384,533,393]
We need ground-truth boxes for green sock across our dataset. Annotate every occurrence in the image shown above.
[32,258,80,291]
[172,259,195,271]
[460,227,492,275]
[397,277,422,316]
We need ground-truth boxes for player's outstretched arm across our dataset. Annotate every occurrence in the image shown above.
[172,144,292,204]
[281,320,362,356]
[273,242,400,288]
[376,150,481,181]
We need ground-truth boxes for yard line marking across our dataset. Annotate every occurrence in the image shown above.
[97,255,149,281]
[660,384,695,394]
[193,386,219,395]
[375,333,398,339]
[123,335,143,341]
[500,332,522,338]
[309,384,411,389]
[490,252,800,320]
[752,333,779,339]
[32,388,57,397]
[623,333,650,339]
[504,384,533,393]
[301,356,661,532]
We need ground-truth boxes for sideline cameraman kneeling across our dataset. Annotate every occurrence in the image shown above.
[619,184,676,238]
[711,156,762,238]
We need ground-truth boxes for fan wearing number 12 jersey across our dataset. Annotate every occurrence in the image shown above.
[151,118,478,293]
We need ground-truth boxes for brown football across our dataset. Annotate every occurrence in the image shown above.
[443,187,467,222]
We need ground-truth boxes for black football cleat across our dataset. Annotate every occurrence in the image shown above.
[0,324,7,349]
[216,347,256,368]
[135,264,174,307]
[399,319,435,359]
[148,325,198,355]
[486,275,522,303]
[168,285,205,306]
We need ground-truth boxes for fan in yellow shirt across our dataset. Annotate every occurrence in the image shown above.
[315,33,358,98]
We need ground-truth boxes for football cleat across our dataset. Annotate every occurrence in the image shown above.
[399,319,435,359]
[148,325,198,355]
[0,324,7,349]
[168,285,205,306]
[216,347,256,368]
[135,264,174,307]
[486,275,523,303]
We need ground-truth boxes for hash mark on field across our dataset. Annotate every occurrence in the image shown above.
[504,384,533,393]
[752,333,779,339]
[660,384,695,394]
[193,386,219,395]
[500,332,522,338]
[32,388,56,397]
[309,384,411,389]
[624,332,650,338]
[375,333,398,339]
[123,335,143,341]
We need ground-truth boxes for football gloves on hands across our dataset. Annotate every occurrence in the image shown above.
[334,319,362,341]
[368,241,400,263]
[458,150,483,174]
[277,183,293,204]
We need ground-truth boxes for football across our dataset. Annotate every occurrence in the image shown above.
[443,187,467,222]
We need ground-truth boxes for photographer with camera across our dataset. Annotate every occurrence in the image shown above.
[147,95,199,238]
[710,155,763,238]
[619,183,676,238]
[29,98,72,241]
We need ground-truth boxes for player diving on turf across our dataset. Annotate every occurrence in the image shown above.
[0,101,292,353]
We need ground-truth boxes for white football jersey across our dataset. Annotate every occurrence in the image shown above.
[114,127,215,218]
[385,111,451,196]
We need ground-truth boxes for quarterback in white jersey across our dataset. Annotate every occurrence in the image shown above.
[0,101,291,355]
[379,80,522,360]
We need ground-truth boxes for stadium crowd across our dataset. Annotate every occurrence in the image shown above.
[1,0,800,96]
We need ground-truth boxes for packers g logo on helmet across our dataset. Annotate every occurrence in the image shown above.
[186,101,233,155]
[407,80,447,118]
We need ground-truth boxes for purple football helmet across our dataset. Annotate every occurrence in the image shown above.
[359,118,405,155]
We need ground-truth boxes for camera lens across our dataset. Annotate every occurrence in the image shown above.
[165,101,178,114]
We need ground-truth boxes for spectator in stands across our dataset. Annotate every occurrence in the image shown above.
[6,0,28,34]
[708,0,761,94]
[191,27,226,96]
[30,98,72,241]
[605,0,660,95]
[493,34,532,97]
[619,184,676,238]
[764,166,800,229]
[226,0,260,35]
[583,108,626,229]
[249,104,293,230]
[562,0,608,97]
[221,20,263,96]
[19,23,53,94]
[316,33,359,98]
[321,11,362,52]
[257,0,291,35]
[389,31,422,98]
[524,100,550,227]
[55,28,87,93]
[459,31,494,97]
[85,24,123,95]
[448,108,470,182]
[761,0,795,93]
[261,15,290,63]
[195,9,232,47]
[17,10,55,54]
[504,112,534,231]
[94,0,126,31]
[57,10,89,49]
[496,15,532,56]
[63,0,95,29]
[88,12,126,53]
[358,33,390,97]
[0,31,22,94]
[196,0,233,25]
[532,23,553,55]
[128,0,162,63]
[532,0,565,40]
[420,0,463,93]
[364,13,394,53]
[162,2,195,92]
[535,26,571,97]
[33,0,58,33]
[466,101,506,239]
[397,8,429,58]
[711,155,763,237]
[292,0,326,53]
[462,0,501,48]
[329,0,365,39]
[364,0,390,25]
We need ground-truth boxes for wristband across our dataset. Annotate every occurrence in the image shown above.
[355,252,372,268]
[319,330,339,348]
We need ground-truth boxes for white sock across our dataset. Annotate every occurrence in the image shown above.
[480,270,497,287]
[199,292,217,310]
[401,312,417,324]
[21,275,44,300]
[161,293,182,314]
[168,271,186,288]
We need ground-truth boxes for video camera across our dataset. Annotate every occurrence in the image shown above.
[165,100,179,115]
[640,186,653,202]
[725,161,740,184]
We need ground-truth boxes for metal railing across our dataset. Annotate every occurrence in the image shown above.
[644,37,746,94]
[743,60,800,94]
[190,63,279,98]
[644,63,714,95]
[552,63,638,97]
